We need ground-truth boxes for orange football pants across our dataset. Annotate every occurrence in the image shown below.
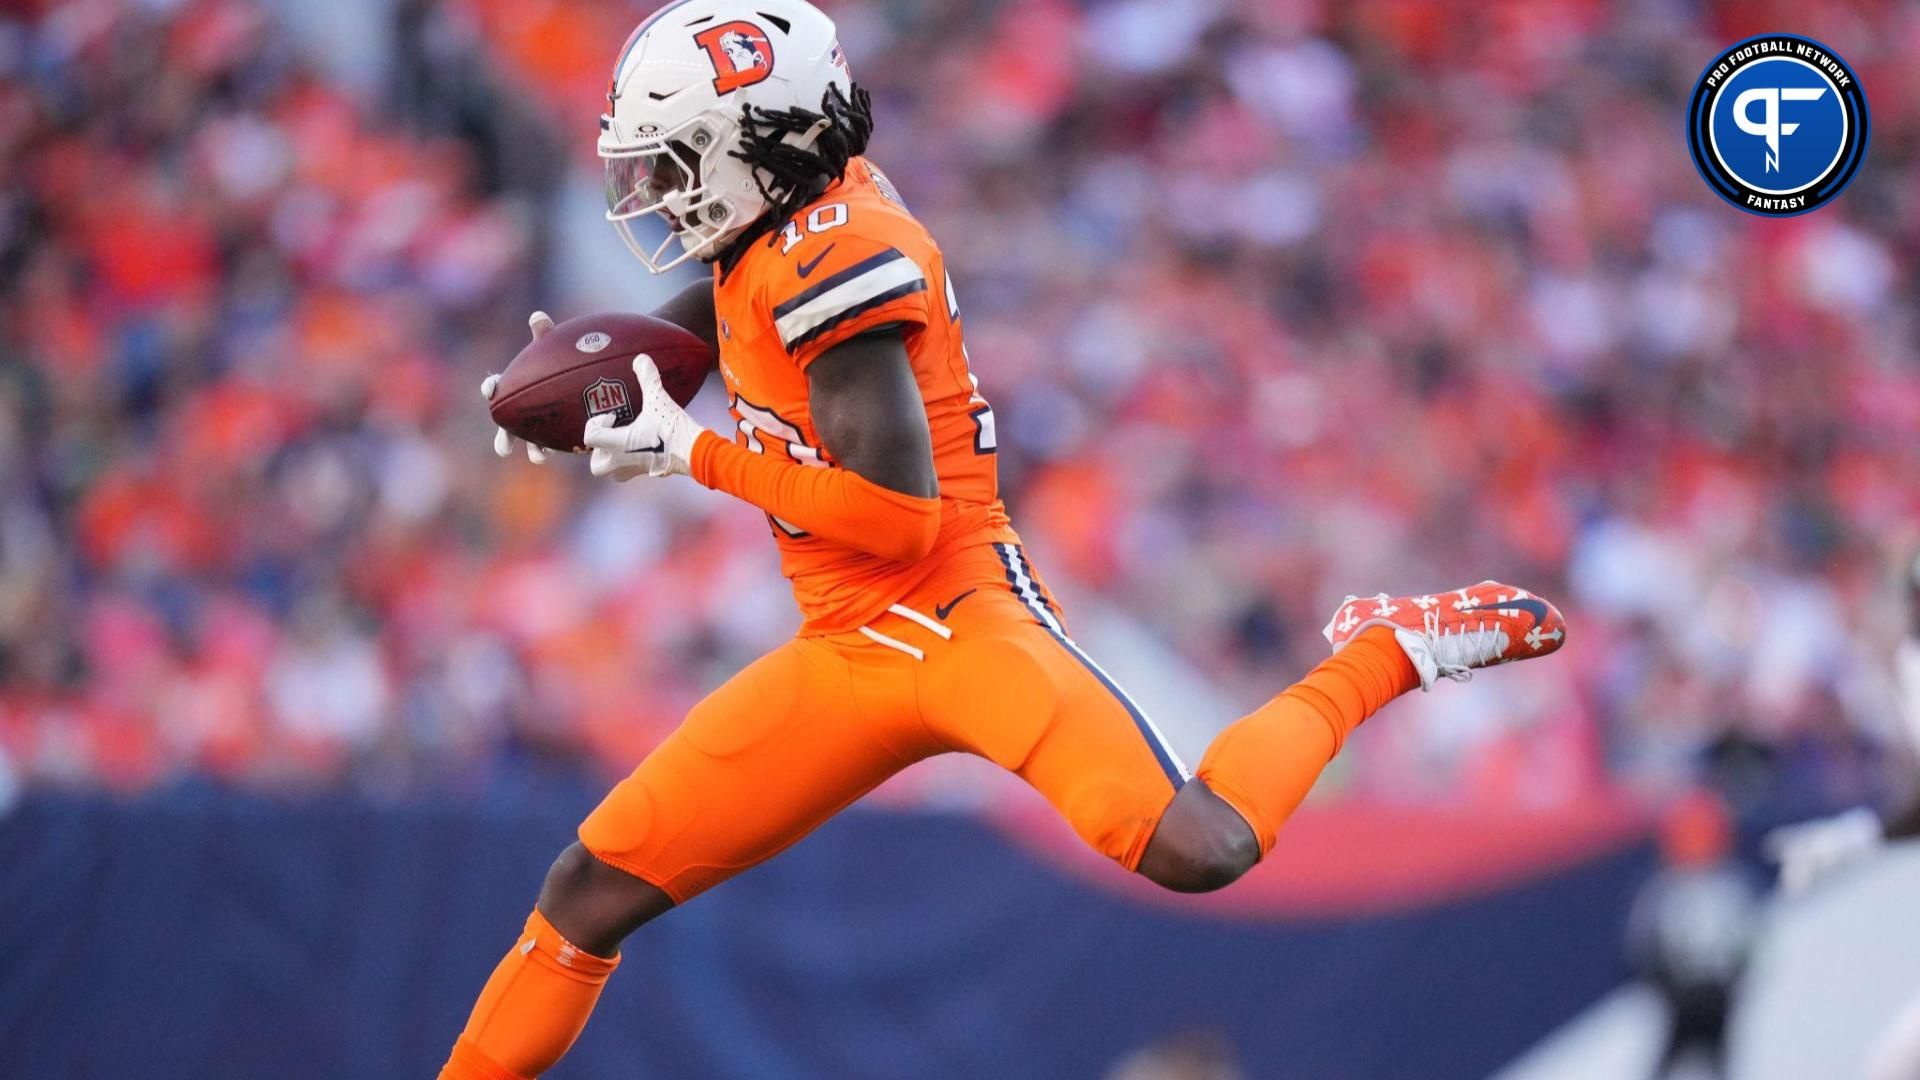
[579,542,1189,902]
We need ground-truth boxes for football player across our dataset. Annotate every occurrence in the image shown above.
[444,2,1568,1076]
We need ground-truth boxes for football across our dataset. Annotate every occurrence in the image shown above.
[488,312,713,452]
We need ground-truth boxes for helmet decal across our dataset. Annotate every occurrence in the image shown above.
[695,22,775,94]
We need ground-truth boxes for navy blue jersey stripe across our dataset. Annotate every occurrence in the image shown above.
[1054,632,1185,789]
[771,249,907,320]
[991,545,1184,789]
[784,279,928,354]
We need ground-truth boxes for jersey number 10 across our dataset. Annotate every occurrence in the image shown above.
[779,204,850,254]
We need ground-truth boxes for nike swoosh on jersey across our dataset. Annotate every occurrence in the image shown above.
[935,589,977,620]
[796,243,836,279]
[1456,598,1550,626]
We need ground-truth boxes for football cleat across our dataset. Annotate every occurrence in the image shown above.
[1322,581,1567,691]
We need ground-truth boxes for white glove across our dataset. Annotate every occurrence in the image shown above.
[1764,806,1885,895]
[480,311,559,464]
[582,354,705,481]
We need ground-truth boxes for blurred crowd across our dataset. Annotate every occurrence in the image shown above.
[3,0,1919,819]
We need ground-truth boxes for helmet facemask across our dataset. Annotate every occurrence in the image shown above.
[603,115,751,273]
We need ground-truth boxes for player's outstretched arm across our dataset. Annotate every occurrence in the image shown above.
[685,327,941,562]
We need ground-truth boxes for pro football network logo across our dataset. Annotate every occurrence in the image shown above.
[583,376,635,426]
[1687,34,1868,216]
[695,22,774,94]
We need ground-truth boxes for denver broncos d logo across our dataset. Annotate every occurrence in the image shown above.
[694,22,775,94]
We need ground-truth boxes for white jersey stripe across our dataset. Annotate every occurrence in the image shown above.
[998,543,1066,636]
[775,257,927,349]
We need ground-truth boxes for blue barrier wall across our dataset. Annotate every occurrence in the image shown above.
[0,789,1650,1079]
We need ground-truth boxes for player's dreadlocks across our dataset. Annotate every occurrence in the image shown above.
[717,83,873,268]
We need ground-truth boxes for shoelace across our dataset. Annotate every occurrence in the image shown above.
[1419,609,1508,683]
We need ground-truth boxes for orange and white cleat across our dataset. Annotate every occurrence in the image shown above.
[1323,581,1567,690]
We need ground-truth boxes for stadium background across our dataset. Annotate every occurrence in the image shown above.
[2,0,1917,1076]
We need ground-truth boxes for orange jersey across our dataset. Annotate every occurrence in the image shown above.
[709,157,1017,634]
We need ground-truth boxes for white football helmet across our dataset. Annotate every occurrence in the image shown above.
[601,0,852,272]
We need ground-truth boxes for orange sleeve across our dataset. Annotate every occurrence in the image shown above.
[690,430,939,563]
[769,239,931,370]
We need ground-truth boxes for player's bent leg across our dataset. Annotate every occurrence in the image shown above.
[1136,781,1261,892]
[537,841,674,956]
[930,546,1255,893]
[576,636,937,905]
[442,635,936,1080]
[920,547,1232,888]
[928,553,1569,897]
[442,845,671,1078]
[442,830,678,1078]
[1194,581,1567,857]
[1193,625,1419,859]
[442,906,619,1080]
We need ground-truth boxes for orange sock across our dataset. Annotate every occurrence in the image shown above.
[439,909,620,1080]
[1196,626,1418,857]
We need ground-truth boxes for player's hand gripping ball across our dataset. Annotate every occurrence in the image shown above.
[482,310,712,457]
